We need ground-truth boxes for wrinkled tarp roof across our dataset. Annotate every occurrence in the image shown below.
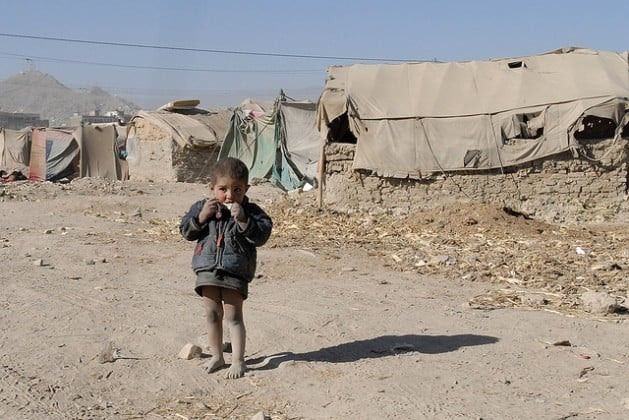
[317,47,629,177]
[131,109,231,148]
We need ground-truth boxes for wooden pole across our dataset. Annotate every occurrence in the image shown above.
[317,141,326,209]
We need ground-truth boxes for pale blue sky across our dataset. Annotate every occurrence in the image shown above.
[0,0,627,109]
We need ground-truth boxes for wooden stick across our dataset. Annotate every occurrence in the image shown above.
[317,140,326,209]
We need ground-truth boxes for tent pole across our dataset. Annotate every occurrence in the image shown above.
[317,141,326,209]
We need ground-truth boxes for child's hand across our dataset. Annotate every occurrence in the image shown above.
[230,202,247,224]
[198,199,219,223]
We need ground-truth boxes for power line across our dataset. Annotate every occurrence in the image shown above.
[0,32,416,62]
[0,51,324,74]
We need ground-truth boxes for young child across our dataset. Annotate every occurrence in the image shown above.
[180,157,273,379]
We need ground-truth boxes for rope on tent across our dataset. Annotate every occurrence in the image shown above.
[489,115,523,201]
[419,118,473,200]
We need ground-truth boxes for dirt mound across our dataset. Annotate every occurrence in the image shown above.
[267,192,628,317]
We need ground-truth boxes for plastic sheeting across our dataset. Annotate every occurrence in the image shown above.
[29,128,79,181]
[219,97,321,191]
[0,128,31,171]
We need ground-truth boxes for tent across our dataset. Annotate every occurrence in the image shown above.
[316,47,629,178]
[0,127,31,172]
[126,104,231,182]
[218,93,322,191]
[29,128,80,181]
[79,124,127,180]
[2,125,126,182]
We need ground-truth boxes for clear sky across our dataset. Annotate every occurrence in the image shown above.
[0,0,627,110]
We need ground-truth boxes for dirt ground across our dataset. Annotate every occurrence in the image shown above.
[1,178,628,419]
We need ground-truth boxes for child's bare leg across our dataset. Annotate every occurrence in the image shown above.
[200,286,225,373]
[222,289,246,379]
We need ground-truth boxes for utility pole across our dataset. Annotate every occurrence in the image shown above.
[24,58,36,71]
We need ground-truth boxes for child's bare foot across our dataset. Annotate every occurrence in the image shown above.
[225,361,246,379]
[202,356,225,373]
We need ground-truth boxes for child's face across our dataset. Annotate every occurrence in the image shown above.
[210,176,249,204]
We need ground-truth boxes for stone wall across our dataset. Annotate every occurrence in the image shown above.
[126,136,176,182]
[322,141,628,224]
[172,145,220,184]
[127,119,219,183]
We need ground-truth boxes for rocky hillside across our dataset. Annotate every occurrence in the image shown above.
[0,70,140,126]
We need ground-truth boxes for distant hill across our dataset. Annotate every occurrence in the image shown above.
[0,70,140,126]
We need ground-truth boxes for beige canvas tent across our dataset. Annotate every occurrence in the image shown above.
[317,47,629,178]
[2,125,125,181]
[79,124,127,180]
[126,104,231,182]
[0,127,31,172]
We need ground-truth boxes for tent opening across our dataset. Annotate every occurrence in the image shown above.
[574,115,618,140]
[515,111,544,139]
[507,60,525,69]
[326,114,357,144]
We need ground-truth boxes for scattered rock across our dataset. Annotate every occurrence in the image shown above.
[429,255,451,266]
[581,291,618,314]
[178,343,202,360]
[98,341,116,364]
[32,259,44,267]
[590,262,622,271]
[521,293,548,307]
[251,411,266,420]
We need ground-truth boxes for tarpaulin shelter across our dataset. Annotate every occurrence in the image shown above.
[218,93,322,191]
[79,124,126,180]
[0,127,31,172]
[316,47,629,178]
[29,128,80,181]
[126,102,231,182]
[2,125,126,182]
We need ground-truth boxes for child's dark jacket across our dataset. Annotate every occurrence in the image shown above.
[179,196,272,282]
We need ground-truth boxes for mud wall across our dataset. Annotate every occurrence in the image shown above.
[127,119,219,183]
[323,142,629,224]
[126,137,176,182]
[172,145,220,184]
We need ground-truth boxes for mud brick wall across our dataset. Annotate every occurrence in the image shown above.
[323,142,628,224]
[126,137,176,182]
[127,138,218,183]
[173,145,220,184]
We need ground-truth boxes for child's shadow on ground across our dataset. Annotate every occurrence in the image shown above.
[248,334,498,371]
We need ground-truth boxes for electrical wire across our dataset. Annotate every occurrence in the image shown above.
[0,51,323,74]
[0,32,420,63]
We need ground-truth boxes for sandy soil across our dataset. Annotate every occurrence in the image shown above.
[1,178,628,420]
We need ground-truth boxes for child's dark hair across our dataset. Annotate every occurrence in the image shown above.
[211,157,249,184]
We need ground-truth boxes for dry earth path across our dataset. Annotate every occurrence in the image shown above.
[1,179,627,419]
